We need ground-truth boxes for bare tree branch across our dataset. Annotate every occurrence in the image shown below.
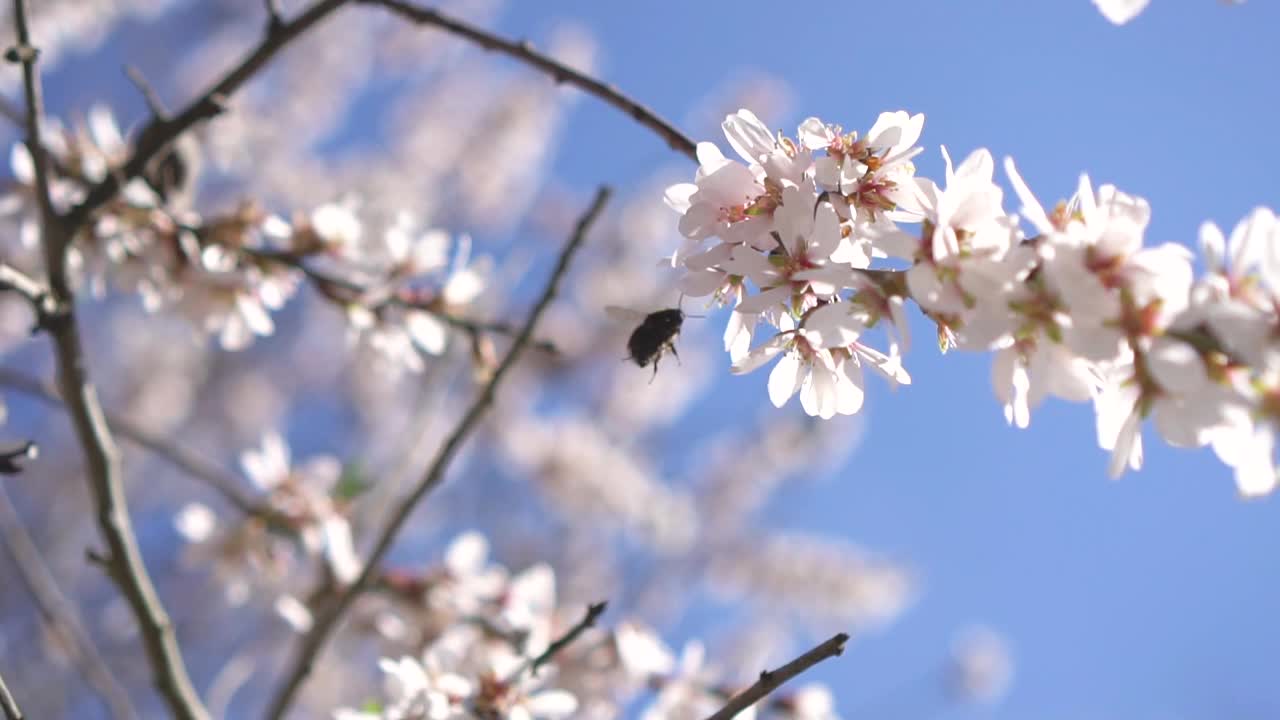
[361,0,697,161]
[0,668,22,720]
[7,1,209,716]
[0,368,268,518]
[263,186,612,720]
[703,633,850,720]
[63,0,354,233]
[0,485,139,719]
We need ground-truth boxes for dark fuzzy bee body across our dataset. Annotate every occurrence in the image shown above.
[627,308,685,378]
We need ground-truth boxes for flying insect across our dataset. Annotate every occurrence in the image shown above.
[606,306,686,380]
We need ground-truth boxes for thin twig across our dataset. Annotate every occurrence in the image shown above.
[527,601,607,677]
[264,0,286,30]
[124,65,170,120]
[8,1,209,716]
[361,0,697,160]
[0,669,21,720]
[63,0,353,233]
[702,633,850,720]
[262,186,612,720]
[0,485,139,719]
[0,368,267,518]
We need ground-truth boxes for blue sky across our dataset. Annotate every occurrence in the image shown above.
[496,2,1280,718]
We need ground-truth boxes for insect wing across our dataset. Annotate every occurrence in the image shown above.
[604,305,648,324]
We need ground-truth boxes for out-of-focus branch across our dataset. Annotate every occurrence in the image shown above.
[0,368,268,518]
[7,1,209,716]
[63,0,353,233]
[264,0,286,30]
[0,442,36,476]
[703,633,850,720]
[527,601,607,677]
[262,186,612,720]
[361,0,698,161]
[0,668,21,720]
[0,485,139,719]
[124,65,170,121]
[245,248,560,355]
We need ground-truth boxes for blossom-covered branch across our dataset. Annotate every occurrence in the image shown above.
[244,244,560,356]
[264,186,612,719]
[704,632,849,720]
[664,107,1280,496]
[0,485,138,719]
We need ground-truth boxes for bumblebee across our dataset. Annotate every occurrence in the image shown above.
[608,307,685,380]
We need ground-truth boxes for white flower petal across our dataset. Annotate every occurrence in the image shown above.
[767,351,803,407]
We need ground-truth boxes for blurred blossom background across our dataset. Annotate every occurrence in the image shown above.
[0,0,1277,718]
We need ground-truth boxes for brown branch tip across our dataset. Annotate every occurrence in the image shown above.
[528,600,607,676]
[703,632,850,720]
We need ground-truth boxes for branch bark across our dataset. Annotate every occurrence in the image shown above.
[262,186,612,720]
[362,0,697,161]
[8,0,209,716]
[703,633,850,720]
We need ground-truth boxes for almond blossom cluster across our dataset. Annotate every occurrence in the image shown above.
[0,107,490,369]
[173,432,360,620]
[666,109,1280,496]
[334,532,841,720]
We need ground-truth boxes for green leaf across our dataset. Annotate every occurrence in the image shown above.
[333,462,371,501]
